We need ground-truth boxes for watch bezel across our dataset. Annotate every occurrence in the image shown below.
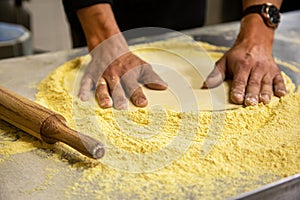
[261,3,281,29]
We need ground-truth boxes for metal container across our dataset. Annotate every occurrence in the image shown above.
[0,22,32,59]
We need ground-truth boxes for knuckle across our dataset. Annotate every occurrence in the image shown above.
[261,75,272,85]
[232,79,247,88]
[247,79,261,87]
[274,73,284,82]
[260,91,271,96]
[96,90,109,99]
[239,59,250,67]
[103,67,115,77]
[131,88,144,98]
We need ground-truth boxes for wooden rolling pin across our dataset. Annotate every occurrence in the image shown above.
[0,86,105,159]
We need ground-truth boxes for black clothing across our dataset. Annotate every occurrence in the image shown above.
[62,0,206,48]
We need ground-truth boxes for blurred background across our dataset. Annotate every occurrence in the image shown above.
[0,0,299,57]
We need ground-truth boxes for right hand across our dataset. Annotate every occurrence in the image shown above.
[202,14,286,106]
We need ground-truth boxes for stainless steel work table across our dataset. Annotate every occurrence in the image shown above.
[0,11,299,200]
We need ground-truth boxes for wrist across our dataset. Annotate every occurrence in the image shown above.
[89,32,130,69]
[77,4,123,51]
[86,23,122,51]
[236,14,275,51]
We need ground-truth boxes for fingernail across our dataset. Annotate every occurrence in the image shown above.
[277,89,287,96]
[100,98,112,108]
[202,71,223,89]
[260,94,270,104]
[79,93,89,101]
[245,96,258,106]
[231,92,244,104]
[135,97,147,107]
[201,79,215,89]
[145,82,167,90]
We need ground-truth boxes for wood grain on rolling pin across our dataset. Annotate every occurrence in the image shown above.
[0,86,105,159]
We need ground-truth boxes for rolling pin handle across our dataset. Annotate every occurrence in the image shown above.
[40,114,105,159]
[39,114,64,144]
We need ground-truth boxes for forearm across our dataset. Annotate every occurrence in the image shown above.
[76,4,124,51]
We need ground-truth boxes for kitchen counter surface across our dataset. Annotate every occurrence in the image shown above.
[0,10,299,200]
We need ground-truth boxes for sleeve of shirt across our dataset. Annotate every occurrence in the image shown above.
[63,0,113,11]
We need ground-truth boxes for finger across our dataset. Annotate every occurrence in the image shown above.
[273,73,287,97]
[78,75,93,101]
[244,71,263,106]
[121,68,148,107]
[259,75,273,104]
[202,58,226,89]
[139,64,167,90]
[106,75,128,110]
[230,67,250,105]
[95,77,113,108]
[130,87,148,107]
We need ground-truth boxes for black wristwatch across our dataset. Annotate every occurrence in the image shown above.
[243,3,281,29]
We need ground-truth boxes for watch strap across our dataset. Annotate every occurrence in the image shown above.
[243,4,263,17]
[243,3,280,29]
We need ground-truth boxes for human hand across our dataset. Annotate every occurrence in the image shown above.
[202,15,286,106]
[78,34,167,110]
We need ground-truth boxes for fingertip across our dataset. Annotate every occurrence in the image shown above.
[78,91,90,101]
[139,68,168,90]
[201,76,223,89]
[145,82,167,90]
[259,94,270,104]
[275,88,287,97]
[79,77,93,101]
[98,97,113,109]
[95,79,113,109]
[244,95,258,106]
[202,65,225,89]
[134,96,148,107]
[231,77,247,105]
[231,91,245,105]
[129,87,148,107]
[114,102,129,110]
[273,74,287,97]
[113,97,128,110]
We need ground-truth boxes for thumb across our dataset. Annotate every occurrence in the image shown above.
[202,58,226,89]
[139,64,168,90]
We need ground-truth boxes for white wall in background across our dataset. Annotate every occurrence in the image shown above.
[205,0,223,25]
[205,0,242,25]
[24,0,71,52]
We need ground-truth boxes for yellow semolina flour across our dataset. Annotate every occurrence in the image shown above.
[0,40,300,199]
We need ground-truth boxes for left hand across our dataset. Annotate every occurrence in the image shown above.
[202,15,286,106]
[78,34,167,110]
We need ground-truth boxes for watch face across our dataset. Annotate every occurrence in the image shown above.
[263,4,281,28]
[268,5,280,24]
